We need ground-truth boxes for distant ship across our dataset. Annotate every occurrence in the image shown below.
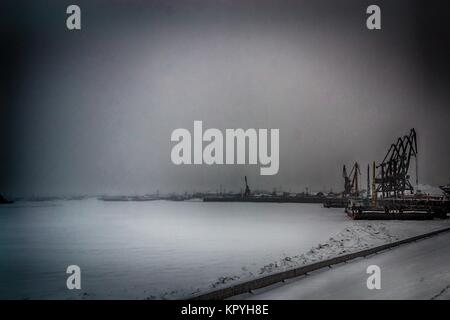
[98,195,159,202]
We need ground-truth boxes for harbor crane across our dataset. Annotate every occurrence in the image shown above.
[244,176,251,197]
[343,162,361,197]
[374,128,418,199]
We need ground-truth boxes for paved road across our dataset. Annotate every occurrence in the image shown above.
[236,231,450,300]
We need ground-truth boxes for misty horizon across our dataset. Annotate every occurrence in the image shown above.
[2,0,449,197]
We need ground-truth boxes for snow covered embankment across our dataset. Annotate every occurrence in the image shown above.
[204,220,449,294]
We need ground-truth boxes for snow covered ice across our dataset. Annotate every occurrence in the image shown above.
[0,198,448,299]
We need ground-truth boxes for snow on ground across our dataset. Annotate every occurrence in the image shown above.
[236,230,450,300]
[203,220,450,296]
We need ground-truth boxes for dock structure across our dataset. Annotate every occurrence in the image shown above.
[203,176,326,203]
[346,197,450,220]
[203,129,449,217]
[325,129,450,220]
[323,197,348,208]
[203,194,325,203]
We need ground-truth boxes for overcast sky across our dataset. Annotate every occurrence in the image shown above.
[1,0,449,197]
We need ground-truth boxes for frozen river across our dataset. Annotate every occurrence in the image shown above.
[0,199,448,299]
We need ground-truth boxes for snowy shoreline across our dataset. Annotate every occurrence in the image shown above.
[186,220,450,300]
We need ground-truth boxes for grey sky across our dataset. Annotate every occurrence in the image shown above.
[2,0,449,196]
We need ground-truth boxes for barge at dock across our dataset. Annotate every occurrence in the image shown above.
[346,197,450,220]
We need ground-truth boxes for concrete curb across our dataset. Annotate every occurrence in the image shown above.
[190,226,450,300]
